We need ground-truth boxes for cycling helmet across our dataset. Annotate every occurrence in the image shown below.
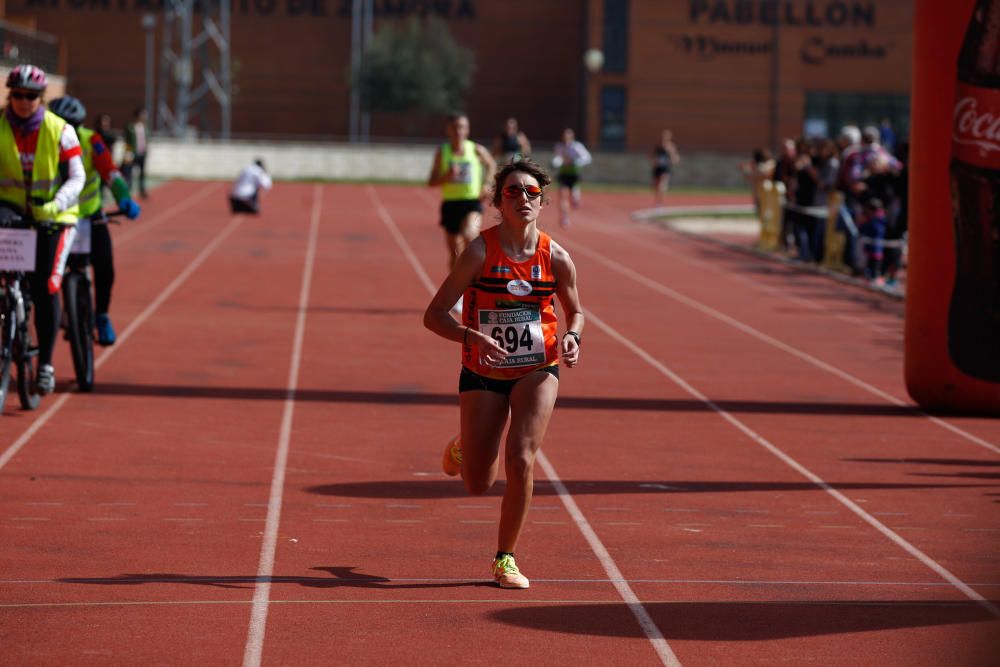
[6,64,48,91]
[48,96,87,127]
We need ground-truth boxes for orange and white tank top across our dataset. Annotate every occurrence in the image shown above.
[462,225,559,379]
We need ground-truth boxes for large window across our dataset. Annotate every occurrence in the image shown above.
[804,91,910,145]
[602,0,628,74]
[599,85,627,149]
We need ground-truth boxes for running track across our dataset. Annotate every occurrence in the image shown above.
[1,181,997,666]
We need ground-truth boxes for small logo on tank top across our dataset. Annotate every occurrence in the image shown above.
[531,265,542,280]
[507,279,533,296]
[491,265,512,274]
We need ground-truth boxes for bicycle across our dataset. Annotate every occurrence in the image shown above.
[0,204,43,413]
[63,210,124,392]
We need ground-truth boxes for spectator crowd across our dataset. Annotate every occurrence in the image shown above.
[743,120,907,289]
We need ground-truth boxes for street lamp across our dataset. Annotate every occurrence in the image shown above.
[581,48,604,148]
[583,48,604,74]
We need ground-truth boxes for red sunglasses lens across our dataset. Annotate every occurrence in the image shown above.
[503,185,542,198]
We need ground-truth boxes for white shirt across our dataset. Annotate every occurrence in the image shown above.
[231,164,272,200]
[53,124,85,212]
[551,141,592,169]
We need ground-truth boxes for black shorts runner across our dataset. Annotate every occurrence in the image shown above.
[459,365,559,396]
[440,199,483,235]
[557,173,579,189]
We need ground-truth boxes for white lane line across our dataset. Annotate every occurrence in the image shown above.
[583,206,902,339]
[242,184,322,667]
[0,215,246,474]
[2,597,996,610]
[371,186,682,667]
[366,186,436,294]
[584,308,1000,618]
[3,597,996,610]
[114,182,221,247]
[561,235,1000,456]
[8,576,1000,587]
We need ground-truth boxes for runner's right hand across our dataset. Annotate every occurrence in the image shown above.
[471,330,509,367]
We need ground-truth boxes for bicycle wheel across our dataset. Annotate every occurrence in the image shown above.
[63,271,94,392]
[0,292,15,413]
[16,298,40,411]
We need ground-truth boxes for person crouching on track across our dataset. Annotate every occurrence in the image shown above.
[0,65,83,394]
[48,95,141,347]
[229,158,272,214]
[424,159,585,589]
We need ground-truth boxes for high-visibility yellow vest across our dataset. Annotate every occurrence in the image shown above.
[0,109,79,224]
[75,126,103,217]
[440,140,482,201]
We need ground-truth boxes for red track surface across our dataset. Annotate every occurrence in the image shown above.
[1,181,997,666]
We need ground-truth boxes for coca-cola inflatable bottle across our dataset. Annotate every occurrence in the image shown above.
[949,0,1000,382]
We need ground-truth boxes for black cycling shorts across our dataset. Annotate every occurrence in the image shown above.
[440,199,483,235]
[459,365,559,396]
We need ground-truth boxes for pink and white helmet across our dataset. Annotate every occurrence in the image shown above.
[6,64,48,91]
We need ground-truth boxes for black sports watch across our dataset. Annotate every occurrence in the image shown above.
[563,330,581,346]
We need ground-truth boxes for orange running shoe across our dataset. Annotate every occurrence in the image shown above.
[442,435,462,476]
[492,553,530,589]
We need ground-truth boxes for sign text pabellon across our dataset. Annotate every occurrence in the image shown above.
[690,0,876,28]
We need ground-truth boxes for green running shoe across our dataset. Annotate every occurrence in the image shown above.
[492,553,530,589]
[442,435,462,477]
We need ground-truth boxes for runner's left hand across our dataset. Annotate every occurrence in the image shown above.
[561,336,580,367]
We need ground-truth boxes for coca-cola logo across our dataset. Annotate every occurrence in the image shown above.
[953,95,1000,157]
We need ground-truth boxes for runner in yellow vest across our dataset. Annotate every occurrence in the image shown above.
[0,65,84,395]
[49,95,141,347]
[428,113,496,272]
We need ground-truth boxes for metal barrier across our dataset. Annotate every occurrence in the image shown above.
[754,182,906,271]
[0,22,60,74]
[754,179,784,252]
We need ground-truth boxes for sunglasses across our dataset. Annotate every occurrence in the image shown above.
[11,91,39,101]
[501,184,543,200]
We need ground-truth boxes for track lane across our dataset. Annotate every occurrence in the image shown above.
[0,182,318,665]
[258,184,671,665]
[577,201,1000,451]
[1,183,996,666]
[384,186,999,664]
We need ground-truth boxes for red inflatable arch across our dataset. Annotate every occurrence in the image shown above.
[906,0,1000,412]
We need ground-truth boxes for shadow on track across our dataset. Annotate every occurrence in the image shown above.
[304,479,998,500]
[843,458,1000,482]
[844,458,1000,467]
[93,382,930,417]
[57,566,491,590]
[489,600,999,640]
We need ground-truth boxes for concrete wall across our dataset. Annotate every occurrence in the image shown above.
[145,138,747,188]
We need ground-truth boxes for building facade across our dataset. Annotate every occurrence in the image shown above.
[7,0,912,156]
[585,0,913,155]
